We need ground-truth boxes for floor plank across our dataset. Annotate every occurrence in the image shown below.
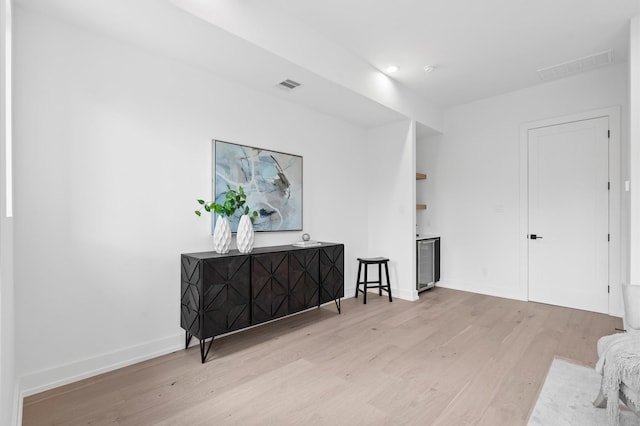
[22,288,622,425]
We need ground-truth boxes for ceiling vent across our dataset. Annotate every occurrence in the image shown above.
[537,49,614,81]
[276,79,302,91]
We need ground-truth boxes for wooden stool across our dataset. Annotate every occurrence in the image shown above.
[355,257,392,304]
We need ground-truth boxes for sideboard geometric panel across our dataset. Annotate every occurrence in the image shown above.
[319,244,345,305]
[251,252,289,324]
[181,243,344,363]
[202,256,251,337]
[289,248,320,313]
[180,255,202,338]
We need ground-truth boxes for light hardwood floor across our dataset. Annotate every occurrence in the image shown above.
[22,288,622,425]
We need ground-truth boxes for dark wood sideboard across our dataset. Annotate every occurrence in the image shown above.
[181,243,344,362]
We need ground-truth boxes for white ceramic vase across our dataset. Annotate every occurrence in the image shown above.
[236,214,255,254]
[213,216,231,254]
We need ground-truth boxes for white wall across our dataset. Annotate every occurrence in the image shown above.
[418,63,629,306]
[628,15,640,330]
[13,7,370,395]
[170,0,443,133]
[1,0,17,423]
[366,120,417,301]
[630,16,640,287]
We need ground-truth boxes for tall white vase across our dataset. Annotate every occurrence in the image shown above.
[236,214,255,254]
[213,216,231,254]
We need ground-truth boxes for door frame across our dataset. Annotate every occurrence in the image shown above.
[518,106,621,316]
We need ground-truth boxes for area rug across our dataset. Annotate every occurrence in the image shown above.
[528,357,638,426]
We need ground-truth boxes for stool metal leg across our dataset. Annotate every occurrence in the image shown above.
[363,263,368,304]
[185,331,193,350]
[384,262,392,302]
[355,261,362,298]
[378,263,383,296]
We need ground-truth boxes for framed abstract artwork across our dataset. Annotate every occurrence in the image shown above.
[213,140,303,232]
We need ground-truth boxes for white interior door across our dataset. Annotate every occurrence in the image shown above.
[528,117,609,313]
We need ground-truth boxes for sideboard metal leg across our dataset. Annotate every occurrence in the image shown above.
[334,298,341,314]
[185,331,193,350]
[200,338,214,363]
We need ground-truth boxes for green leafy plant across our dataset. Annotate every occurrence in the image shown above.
[195,185,259,222]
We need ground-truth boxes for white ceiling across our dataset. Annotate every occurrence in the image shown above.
[14,0,640,128]
[240,0,640,107]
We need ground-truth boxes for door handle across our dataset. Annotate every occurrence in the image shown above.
[529,234,543,240]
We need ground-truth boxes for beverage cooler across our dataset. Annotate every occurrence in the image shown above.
[417,237,440,292]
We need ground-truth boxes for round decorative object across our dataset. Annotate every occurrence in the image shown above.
[213,216,231,254]
[302,233,310,241]
[236,214,255,254]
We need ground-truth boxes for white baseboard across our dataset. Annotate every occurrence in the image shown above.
[612,308,624,319]
[20,333,184,397]
[344,285,356,300]
[18,291,358,398]
[346,285,417,302]
[16,286,413,407]
[438,280,624,319]
[437,279,527,302]
[393,287,419,301]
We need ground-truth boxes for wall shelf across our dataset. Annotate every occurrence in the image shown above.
[417,172,427,210]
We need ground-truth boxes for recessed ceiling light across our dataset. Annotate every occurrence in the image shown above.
[385,65,399,73]
[423,65,437,73]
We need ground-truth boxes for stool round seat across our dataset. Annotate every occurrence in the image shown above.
[355,257,392,304]
[357,257,389,263]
